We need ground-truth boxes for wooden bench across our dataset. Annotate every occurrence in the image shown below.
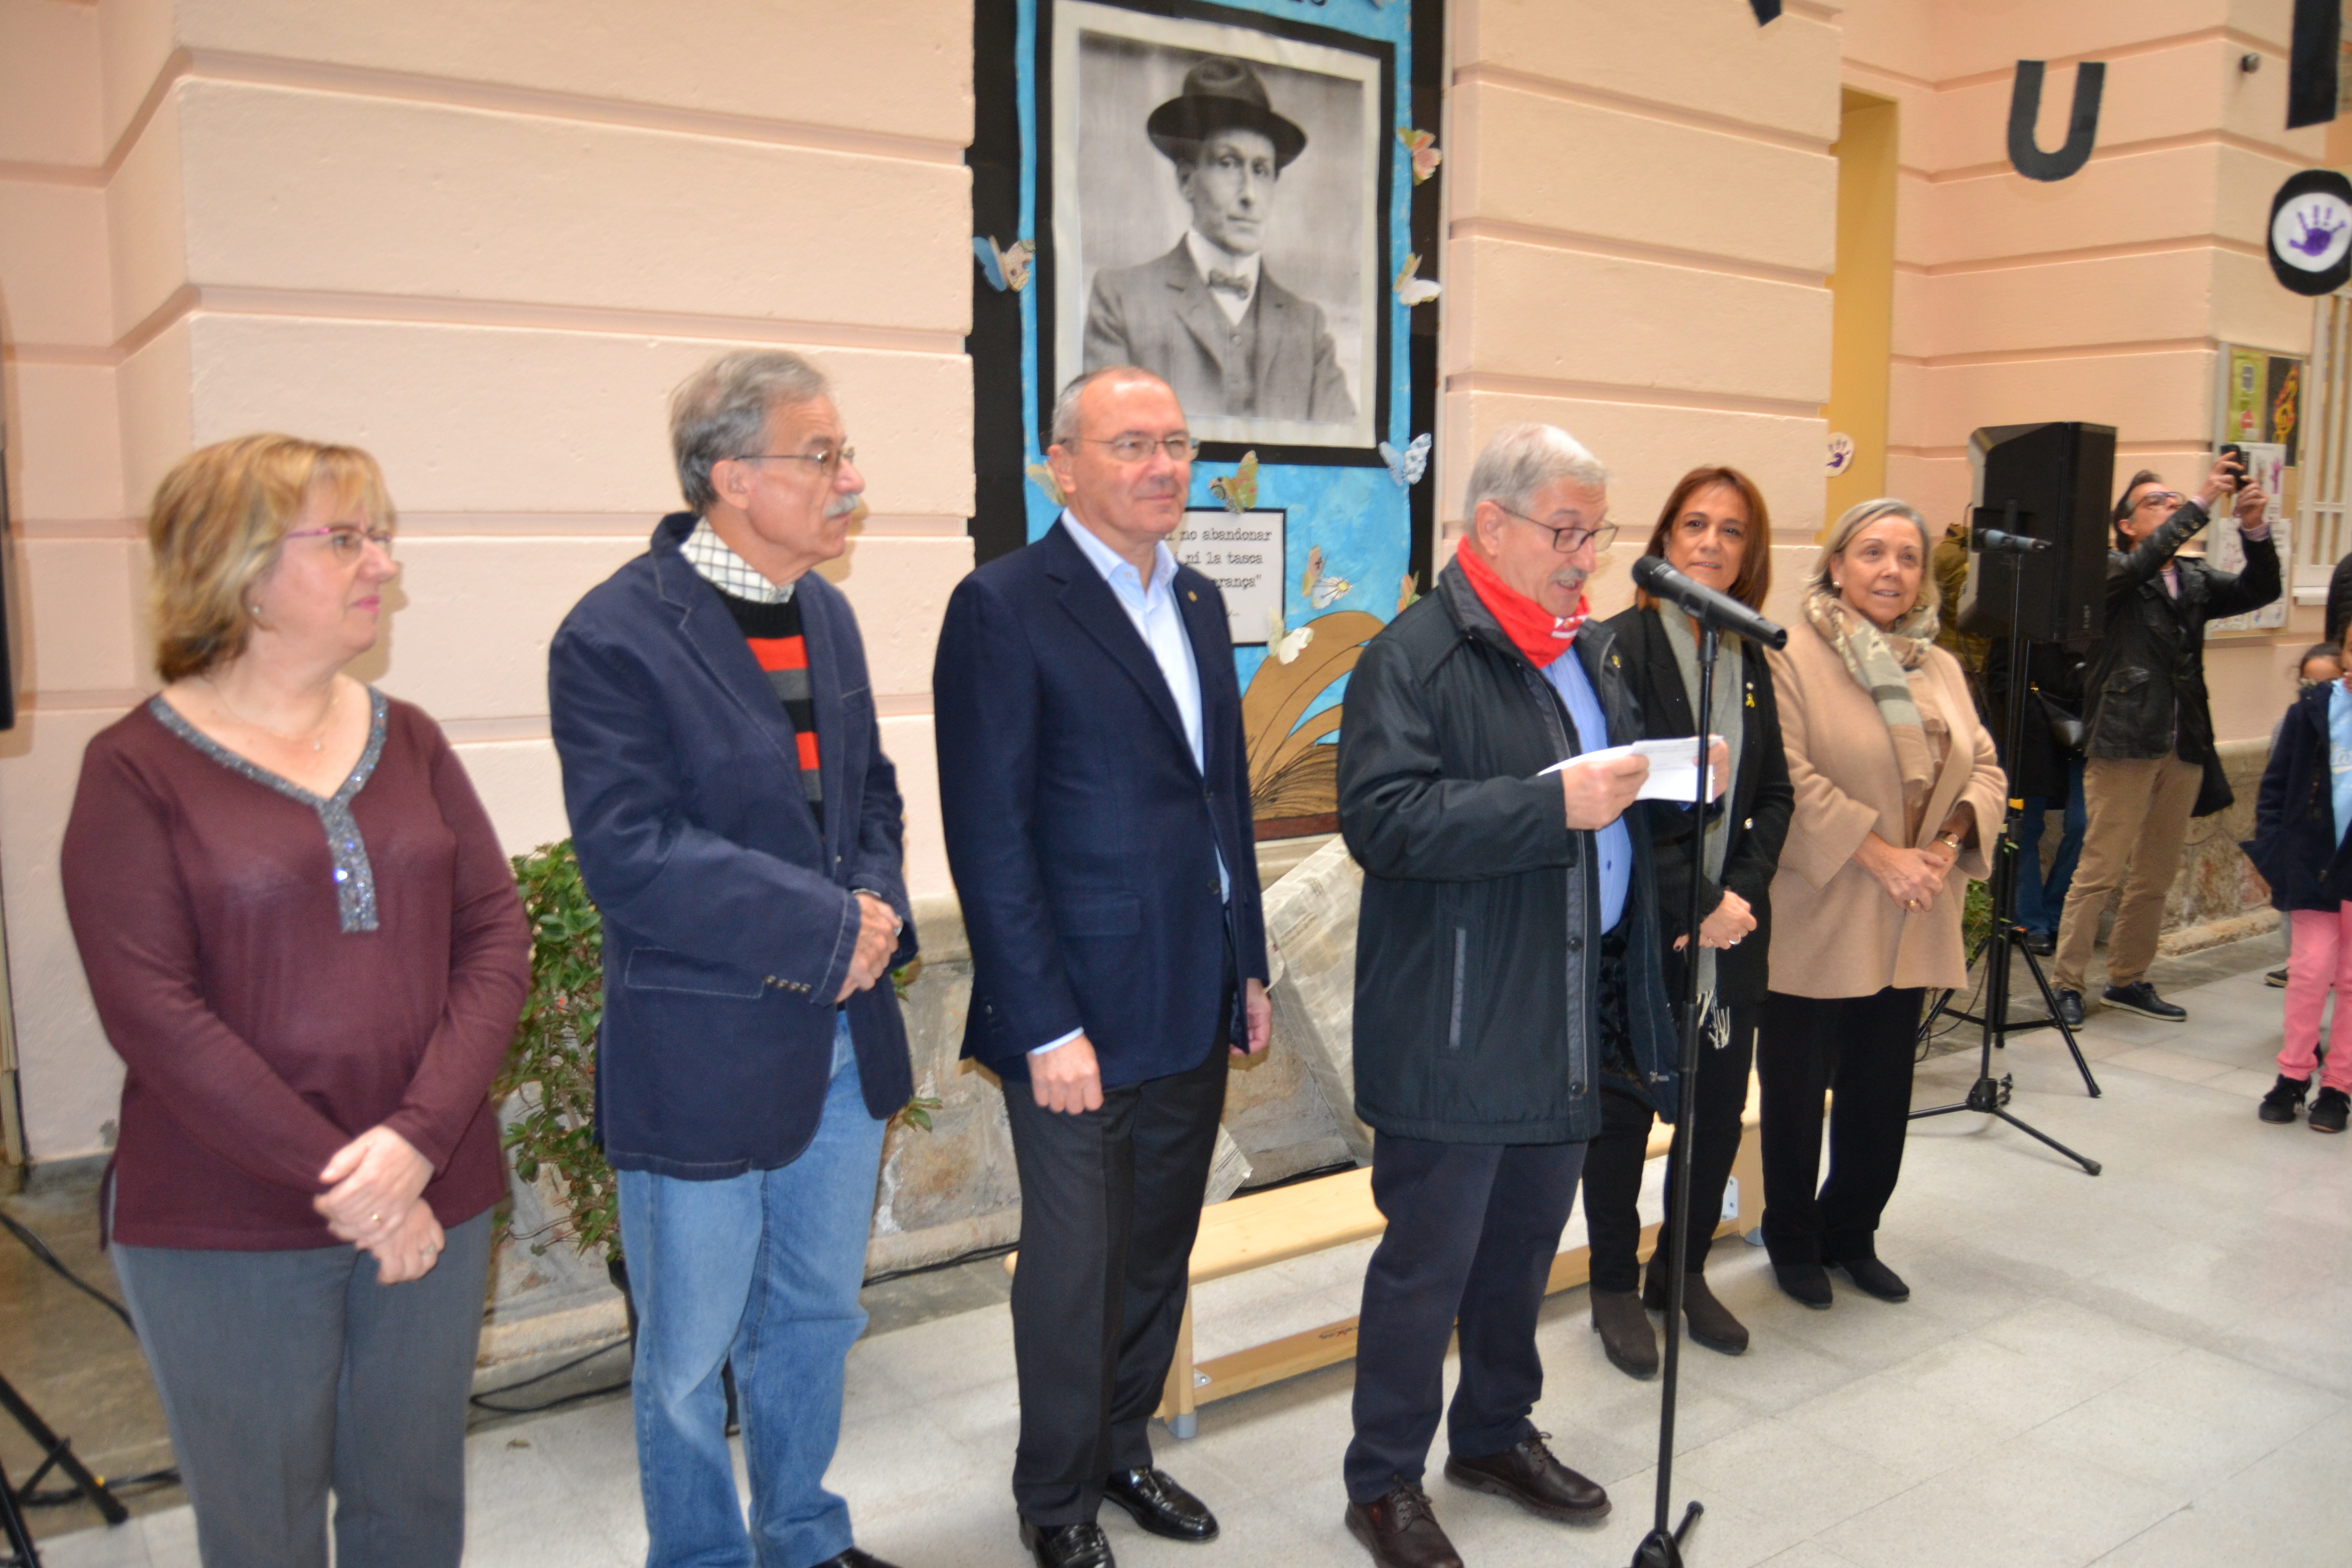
[1010,1076,1763,1438]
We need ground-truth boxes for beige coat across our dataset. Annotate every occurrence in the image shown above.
[1763,617,2006,998]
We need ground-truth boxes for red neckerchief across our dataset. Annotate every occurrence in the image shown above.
[1456,542,1590,669]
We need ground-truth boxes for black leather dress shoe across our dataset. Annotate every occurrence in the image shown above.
[1102,1467,1218,1541]
[1021,1517,1115,1568]
[1773,1261,1833,1309]
[1345,1482,1462,1568]
[2055,989,2085,1029]
[811,1552,901,1568]
[1832,1256,1910,1302]
[1443,1432,1609,1525]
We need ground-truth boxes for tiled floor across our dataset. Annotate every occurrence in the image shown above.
[36,951,2352,1567]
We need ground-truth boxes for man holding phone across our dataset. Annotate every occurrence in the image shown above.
[2052,453,2278,1026]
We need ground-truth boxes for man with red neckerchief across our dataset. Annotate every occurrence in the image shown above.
[1332,424,1726,1568]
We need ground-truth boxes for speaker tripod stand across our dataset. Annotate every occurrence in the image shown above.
[0,1370,131,1568]
[1910,535,2101,1175]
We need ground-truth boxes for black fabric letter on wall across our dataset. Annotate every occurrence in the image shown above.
[2007,60,2104,183]
[2289,0,2342,130]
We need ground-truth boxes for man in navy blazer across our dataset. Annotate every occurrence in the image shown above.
[549,350,912,1568]
[934,366,1271,1568]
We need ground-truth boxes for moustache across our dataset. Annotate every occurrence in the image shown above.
[826,493,867,523]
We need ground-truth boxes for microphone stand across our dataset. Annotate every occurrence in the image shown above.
[1631,615,1719,1568]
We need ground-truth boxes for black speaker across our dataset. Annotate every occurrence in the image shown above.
[1956,421,2116,649]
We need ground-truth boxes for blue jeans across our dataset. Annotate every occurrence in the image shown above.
[619,1014,885,1568]
[2014,756,2087,938]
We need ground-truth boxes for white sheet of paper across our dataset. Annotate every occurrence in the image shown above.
[1541,736,1723,802]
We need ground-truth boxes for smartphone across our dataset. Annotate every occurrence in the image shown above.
[2218,443,2247,491]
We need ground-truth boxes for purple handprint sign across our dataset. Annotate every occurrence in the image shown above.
[2290,205,2346,260]
[2270,173,2352,293]
[2270,177,2352,291]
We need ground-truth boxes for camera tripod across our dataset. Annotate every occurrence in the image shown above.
[1910,527,2102,1176]
[0,1369,130,1568]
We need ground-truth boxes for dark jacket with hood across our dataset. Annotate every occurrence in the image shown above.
[1602,605,1794,1010]
[1336,558,1680,1144]
[2244,679,2352,913]
[2084,498,2278,814]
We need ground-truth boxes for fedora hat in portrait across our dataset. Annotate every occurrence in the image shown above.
[1146,56,1308,169]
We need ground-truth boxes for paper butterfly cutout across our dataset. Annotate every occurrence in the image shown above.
[1024,461,1065,506]
[1378,433,1432,488]
[973,236,1036,293]
[1398,128,1441,185]
[1394,254,1441,307]
[1301,544,1352,609]
[1266,608,1315,665]
[1209,451,1259,513]
[1398,573,1421,613]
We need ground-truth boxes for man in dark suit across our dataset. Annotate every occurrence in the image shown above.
[934,365,1272,1568]
[1082,56,1355,427]
[549,349,913,1568]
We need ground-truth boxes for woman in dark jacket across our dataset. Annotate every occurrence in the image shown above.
[2244,632,2352,1132]
[1583,467,1794,1377]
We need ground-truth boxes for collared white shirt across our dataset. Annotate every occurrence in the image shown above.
[681,518,795,603]
[1185,229,1261,325]
[1031,511,1230,1055]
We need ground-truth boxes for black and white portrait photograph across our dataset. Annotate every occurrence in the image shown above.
[1051,0,1383,449]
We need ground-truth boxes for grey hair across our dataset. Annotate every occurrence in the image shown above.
[1048,365,1172,448]
[1463,424,1609,520]
[670,349,832,513]
[1810,497,1938,608]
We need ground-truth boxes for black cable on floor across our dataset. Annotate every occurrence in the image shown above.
[468,1336,633,1416]
[0,1210,135,1334]
[0,1208,184,1502]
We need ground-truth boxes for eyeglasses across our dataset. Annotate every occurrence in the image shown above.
[1084,435,1196,463]
[2133,491,2184,511]
[733,447,857,478]
[1496,504,1618,555]
[285,524,395,561]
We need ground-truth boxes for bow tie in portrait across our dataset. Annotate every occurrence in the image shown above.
[1205,269,1253,299]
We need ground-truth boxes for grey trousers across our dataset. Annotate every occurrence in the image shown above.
[112,1209,493,1568]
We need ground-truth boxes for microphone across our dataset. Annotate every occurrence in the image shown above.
[1975,527,2051,554]
[1632,555,1787,649]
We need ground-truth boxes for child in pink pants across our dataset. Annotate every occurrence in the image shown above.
[2246,630,2352,1133]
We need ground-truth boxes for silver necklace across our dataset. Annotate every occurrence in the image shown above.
[204,678,335,753]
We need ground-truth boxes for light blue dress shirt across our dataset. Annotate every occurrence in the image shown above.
[1544,647,1631,933]
[1033,512,1230,1055]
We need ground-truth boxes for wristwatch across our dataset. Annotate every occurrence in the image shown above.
[1935,831,1964,853]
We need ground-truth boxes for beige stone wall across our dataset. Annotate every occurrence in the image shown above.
[1443,0,1843,630]
[1843,0,2329,750]
[0,0,975,1164]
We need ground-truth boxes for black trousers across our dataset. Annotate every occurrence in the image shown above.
[1755,987,1923,1267]
[1581,1005,1756,1294]
[1342,1136,1586,1503]
[999,1032,1230,1526]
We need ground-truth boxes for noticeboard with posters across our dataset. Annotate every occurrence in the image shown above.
[2210,347,2300,633]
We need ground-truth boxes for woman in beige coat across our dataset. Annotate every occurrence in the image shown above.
[1758,498,2005,1309]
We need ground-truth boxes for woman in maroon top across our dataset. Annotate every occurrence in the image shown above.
[61,434,529,1568]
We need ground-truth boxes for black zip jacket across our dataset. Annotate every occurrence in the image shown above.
[2084,498,2278,766]
[1336,560,1679,1143]
[1602,606,1794,1009]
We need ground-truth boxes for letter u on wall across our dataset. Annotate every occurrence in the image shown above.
[2007,60,2104,183]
